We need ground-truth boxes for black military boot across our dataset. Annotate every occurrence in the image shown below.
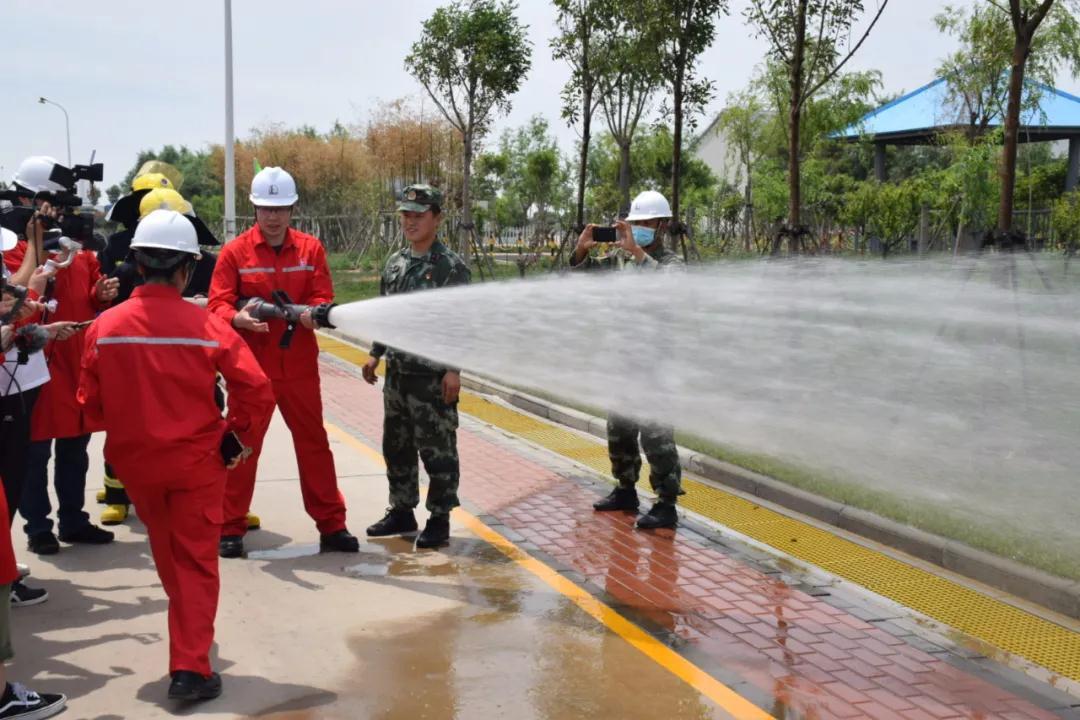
[366,508,418,537]
[416,514,450,549]
[168,670,222,701]
[218,535,244,559]
[320,529,360,553]
[593,486,639,512]
[635,501,677,530]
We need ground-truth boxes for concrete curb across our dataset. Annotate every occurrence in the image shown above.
[321,328,1080,621]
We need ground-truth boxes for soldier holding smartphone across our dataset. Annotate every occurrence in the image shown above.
[569,190,685,530]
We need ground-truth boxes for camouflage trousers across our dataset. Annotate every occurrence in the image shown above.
[382,371,460,515]
[607,414,683,502]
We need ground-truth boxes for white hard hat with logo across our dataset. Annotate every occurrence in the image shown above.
[249,166,298,207]
[130,209,201,259]
[625,190,672,222]
[13,156,66,194]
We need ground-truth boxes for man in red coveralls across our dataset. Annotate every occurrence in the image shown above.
[208,166,359,558]
[79,209,274,701]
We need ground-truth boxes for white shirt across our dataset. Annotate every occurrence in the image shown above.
[1,262,50,396]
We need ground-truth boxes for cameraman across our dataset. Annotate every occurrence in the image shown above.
[2,166,86,606]
[569,190,684,531]
[7,157,120,556]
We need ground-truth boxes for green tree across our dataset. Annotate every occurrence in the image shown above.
[494,116,570,228]
[1051,187,1080,253]
[993,0,1080,236]
[635,0,728,245]
[405,0,532,260]
[552,0,604,229]
[717,89,766,249]
[105,184,122,204]
[744,0,889,253]
[935,3,1014,143]
[588,126,717,218]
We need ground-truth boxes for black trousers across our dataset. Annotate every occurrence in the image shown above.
[0,387,41,525]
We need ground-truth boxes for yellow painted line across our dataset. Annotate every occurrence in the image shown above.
[318,334,1080,682]
[324,420,770,720]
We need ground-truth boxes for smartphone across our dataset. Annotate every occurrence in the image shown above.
[220,432,244,465]
[593,226,617,243]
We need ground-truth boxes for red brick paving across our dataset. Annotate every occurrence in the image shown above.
[319,358,1066,720]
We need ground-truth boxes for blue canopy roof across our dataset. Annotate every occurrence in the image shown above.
[837,77,1080,144]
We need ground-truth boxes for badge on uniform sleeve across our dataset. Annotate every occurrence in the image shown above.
[407,190,417,201]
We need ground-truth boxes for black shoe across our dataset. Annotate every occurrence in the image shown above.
[27,532,59,556]
[218,535,244,559]
[167,671,222,701]
[320,529,360,553]
[9,581,48,608]
[59,524,115,545]
[366,508,418,537]
[0,682,67,719]
[635,501,678,530]
[593,486,639,512]
[416,515,450,549]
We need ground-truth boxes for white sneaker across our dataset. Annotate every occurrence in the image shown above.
[0,682,67,719]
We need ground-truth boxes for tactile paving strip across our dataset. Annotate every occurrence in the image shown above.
[318,335,1080,682]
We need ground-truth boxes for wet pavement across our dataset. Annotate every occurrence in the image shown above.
[8,345,1080,719]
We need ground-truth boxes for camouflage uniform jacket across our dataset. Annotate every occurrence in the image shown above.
[370,239,471,375]
[569,242,684,272]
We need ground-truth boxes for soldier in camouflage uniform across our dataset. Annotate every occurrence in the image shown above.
[569,190,684,530]
[362,184,471,549]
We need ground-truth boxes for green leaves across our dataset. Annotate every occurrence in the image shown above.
[405,0,533,138]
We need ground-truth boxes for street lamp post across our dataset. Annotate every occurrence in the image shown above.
[38,97,71,166]
[223,0,236,241]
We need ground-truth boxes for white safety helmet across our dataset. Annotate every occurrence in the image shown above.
[625,190,672,222]
[130,209,201,259]
[1,227,16,252]
[249,166,298,207]
[13,156,66,194]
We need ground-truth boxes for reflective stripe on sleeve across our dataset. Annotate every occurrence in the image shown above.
[97,336,221,348]
[280,265,315,273]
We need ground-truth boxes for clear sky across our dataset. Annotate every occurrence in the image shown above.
[2,0,1070,190]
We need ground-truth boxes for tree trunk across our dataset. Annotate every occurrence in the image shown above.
[742,172,753,253]
[577,89,592,229]
[672,83,684,224]
[786,0,808,254]
[576,16,592,230]
[997,38,1030,234]
[673,80,687,259]
[462,131,474,261]
[618,140,632,215]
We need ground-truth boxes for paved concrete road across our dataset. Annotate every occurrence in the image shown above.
[10,414,732,720]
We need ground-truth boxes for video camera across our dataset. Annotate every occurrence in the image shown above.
[48,162,104,193]
[236,290,336,349]
[0,202,100,251]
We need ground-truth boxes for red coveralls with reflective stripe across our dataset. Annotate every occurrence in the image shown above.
[78,284,274,676]
[208,225,347,538]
